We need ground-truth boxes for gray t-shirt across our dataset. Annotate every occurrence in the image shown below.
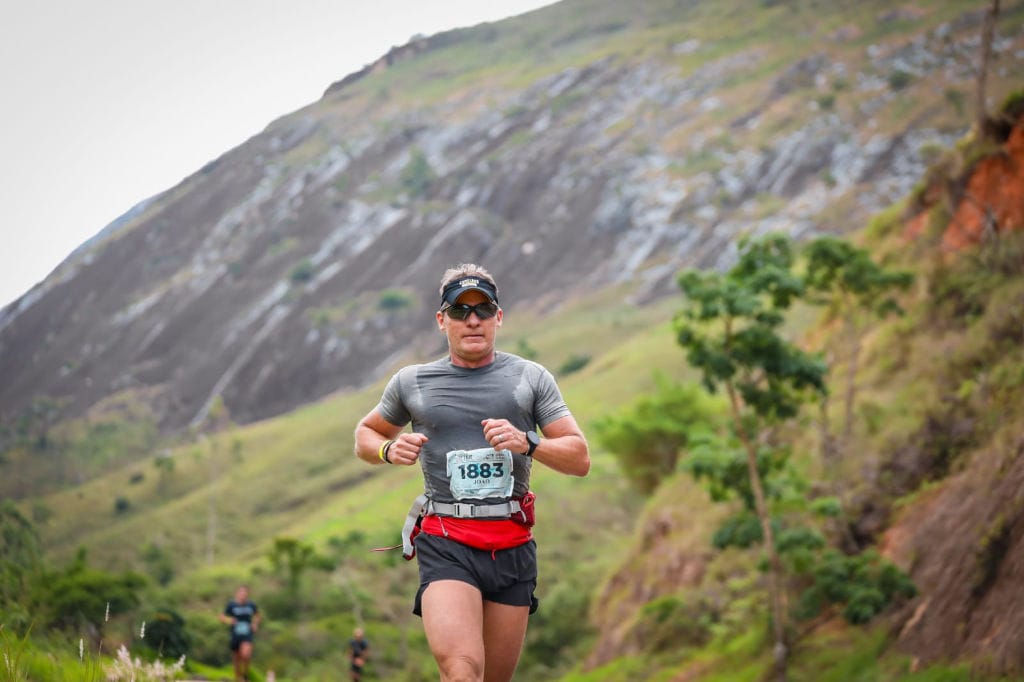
[375,351,571,504]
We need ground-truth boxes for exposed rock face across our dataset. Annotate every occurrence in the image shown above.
[0,1,1017,433]
[883,433,1024,673]
[946,119,1024,247]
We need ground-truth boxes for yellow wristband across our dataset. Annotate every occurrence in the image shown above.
[378,439,394,463]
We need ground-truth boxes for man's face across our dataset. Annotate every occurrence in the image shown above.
[236,586,249,602]
[436,289,502,367]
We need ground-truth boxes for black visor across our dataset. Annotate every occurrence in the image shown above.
[441,276,499,305]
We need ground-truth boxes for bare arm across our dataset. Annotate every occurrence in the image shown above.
[354,409,426,466]
[482,414,590,477]
[534,414,590,477]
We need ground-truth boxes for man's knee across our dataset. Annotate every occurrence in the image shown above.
[436,652,484,682]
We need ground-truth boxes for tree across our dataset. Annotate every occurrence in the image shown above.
[268,536,317,600]
[803,237,913,447]
[975,0,1002,138]
[675,234,827,681]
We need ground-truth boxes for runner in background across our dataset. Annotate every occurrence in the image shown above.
[218,584,260,682]
[349,627,370,681]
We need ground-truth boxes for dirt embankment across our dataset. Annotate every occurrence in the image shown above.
[905,112,1024,247]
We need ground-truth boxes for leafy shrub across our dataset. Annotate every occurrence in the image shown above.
[522,578,593,668]
[711,512,765,550]
[140,608,190,659]
[184,613,232,667]
[378,288,413,311]
[114,497,131,514]
[33,548,146,631]
[794,549,915,624]
[594,380,720,494]
[557,353,591,376]
[944,87,966,116]
[400,148,434,198]
[289,260,315,284]
[888,70,912,90]
[999,89,1024,121]
[634,594,714,651]
[514,338,538,361]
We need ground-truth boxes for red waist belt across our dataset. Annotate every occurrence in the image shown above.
[421,515,532,552]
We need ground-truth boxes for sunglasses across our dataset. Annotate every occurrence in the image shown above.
[442,302,499,320]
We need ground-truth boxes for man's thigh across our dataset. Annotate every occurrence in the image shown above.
[421,580,485,674]
[482,600,529,682]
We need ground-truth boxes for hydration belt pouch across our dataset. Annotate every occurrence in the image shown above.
[373,491,537,560]
[514,491,536,528]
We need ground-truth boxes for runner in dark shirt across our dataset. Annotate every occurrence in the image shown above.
[348,627,370,681]
[218,584,260,682]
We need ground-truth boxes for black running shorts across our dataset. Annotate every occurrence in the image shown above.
[413,533,539,616]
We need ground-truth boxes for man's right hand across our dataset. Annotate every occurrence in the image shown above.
[386,433,428,465]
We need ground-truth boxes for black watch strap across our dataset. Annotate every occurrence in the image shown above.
[525,430,540,457]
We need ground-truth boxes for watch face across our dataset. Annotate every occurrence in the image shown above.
[526,430,540,454]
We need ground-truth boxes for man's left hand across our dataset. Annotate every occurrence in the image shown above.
[481,418,526,454]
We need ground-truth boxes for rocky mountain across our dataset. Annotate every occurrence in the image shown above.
[1,0,1020,436]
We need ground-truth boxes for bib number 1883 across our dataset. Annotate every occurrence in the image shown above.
[458,462,504,479]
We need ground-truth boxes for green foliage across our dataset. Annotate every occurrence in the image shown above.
[140,543,175,587]
[32,548,146,632]
[999,88,1024,122]
[521,577,594,674]
[794,549,916,625]
[944,87,966,116]
[267,536,321,608]
[685,431,787,509]
[113,497,131,515]
[0,502,42,627]
[635,593,715,652]
[400,148,435,198]
[594,379,720,494]
[803,236,914,319]
[185,614,232,667]
[378,288,413,311]
[558,353,591,376]
[289,259,315,284]
[514,338,539,361]
[139,608,189,659]
[676,234,826,423]
[809,496,842,518]
[711,512,765,550]
[888,70,912,90]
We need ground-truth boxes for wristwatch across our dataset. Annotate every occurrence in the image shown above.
[524,430,540,457]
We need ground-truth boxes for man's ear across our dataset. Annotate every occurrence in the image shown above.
[436,310,446,331]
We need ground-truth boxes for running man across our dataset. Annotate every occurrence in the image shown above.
[218,584,260,682]
[355,263,590,682]
[348,627,370,681]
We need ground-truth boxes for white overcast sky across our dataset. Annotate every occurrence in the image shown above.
[0,0,557,308]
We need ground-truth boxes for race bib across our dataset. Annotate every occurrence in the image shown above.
[233,621,251,636]
[446,447,514,500]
